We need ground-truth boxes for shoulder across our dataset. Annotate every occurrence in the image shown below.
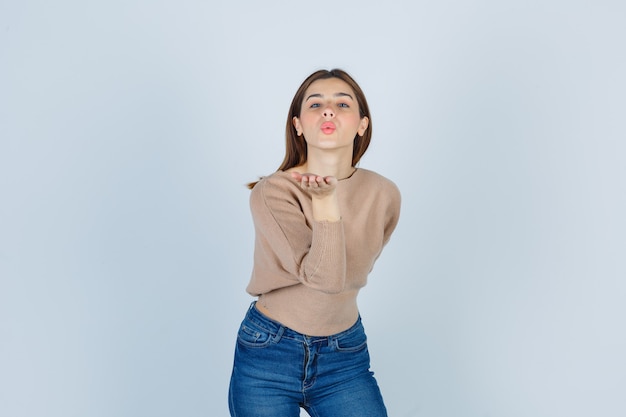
[250,171,303,207]
[252,171,297,195]
[353,168,401,198]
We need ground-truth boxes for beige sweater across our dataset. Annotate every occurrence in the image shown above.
[246,168,401,335]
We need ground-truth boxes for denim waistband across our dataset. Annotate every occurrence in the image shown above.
[246,301,363,343]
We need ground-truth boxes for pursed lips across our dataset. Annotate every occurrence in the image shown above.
[321,121,336,134]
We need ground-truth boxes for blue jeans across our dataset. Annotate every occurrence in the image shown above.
[229,302,388,417]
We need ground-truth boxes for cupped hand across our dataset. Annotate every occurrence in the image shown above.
[290,172,338,198]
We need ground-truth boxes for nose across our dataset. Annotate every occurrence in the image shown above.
[322,106,335,118]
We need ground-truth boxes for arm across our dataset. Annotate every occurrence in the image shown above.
[289,172,340,222]
[382,180,402,246]
[251,175,347,294]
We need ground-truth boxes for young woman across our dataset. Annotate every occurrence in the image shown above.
[229,69,401,417]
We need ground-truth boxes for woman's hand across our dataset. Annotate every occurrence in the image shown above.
[290,172,338,199]
[290,172,341,221]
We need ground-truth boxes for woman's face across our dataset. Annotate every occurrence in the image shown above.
[293,78,369,155]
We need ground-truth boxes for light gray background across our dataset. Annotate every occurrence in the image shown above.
[1,1,625,416]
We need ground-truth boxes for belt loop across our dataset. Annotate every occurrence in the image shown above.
[272,325,285,343]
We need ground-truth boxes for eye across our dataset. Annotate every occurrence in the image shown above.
[338,103,350,108]
[309,103,321,108]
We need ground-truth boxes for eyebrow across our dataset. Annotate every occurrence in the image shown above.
[305,92,354,101]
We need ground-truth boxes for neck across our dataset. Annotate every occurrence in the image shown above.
[302,149,354,179]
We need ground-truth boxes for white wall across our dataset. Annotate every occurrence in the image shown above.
[1,1,624,416]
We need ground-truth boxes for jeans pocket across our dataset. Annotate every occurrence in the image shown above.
[237,321,273,348]
[334,327,368,352]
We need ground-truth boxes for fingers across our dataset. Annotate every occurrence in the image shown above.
[290,172,336,191]
[300,175,323,189]
[304,175,325,188]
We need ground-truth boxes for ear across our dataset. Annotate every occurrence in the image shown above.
[357,116,369,137]
[292,116,302,136]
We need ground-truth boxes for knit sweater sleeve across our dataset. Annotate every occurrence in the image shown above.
[248,175,347,295]
[382,178,402,247]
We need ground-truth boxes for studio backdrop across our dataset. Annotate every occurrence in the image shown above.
[1,1,625,416]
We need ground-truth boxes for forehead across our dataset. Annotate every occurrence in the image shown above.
[304,77,356,97]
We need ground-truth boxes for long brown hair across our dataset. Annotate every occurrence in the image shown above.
[248,69,372,189]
